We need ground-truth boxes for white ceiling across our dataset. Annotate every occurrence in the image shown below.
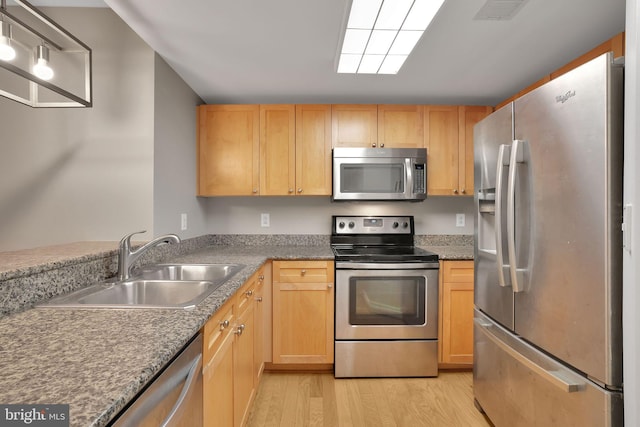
[68,0,627,106]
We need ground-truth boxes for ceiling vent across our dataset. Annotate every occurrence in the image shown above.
[474,0,529,20]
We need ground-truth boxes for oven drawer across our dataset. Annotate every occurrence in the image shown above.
[273,261,333,283]
[335,340,438,378]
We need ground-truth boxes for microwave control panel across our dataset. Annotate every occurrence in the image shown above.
[413,164,426,194]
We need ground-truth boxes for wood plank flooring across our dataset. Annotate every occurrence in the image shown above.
[246,371,493,427]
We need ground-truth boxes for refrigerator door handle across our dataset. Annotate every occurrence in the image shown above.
[474,318,585,393]
[495,144,511,287]
[507,139,527,293]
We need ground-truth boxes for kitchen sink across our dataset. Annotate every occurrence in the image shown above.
[37,263,245,310]
[132,263,244,283]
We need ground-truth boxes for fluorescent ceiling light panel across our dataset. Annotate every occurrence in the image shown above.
[379,55,408,74]
[337,0,445,74]
[347,0,383,28]
[358,54,385,74]
[342,29,371,54]
[337,54,362,73]
[375,0,413,30]
[365,30,396,54]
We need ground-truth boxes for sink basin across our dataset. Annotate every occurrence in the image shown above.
[37,263,245,309]
[132,263,244,283]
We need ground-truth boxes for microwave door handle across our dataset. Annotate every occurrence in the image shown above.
[495,144,511,287]
[507,139,526,293]
[406,158,413,195]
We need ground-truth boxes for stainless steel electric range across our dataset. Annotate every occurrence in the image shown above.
[331,215,440,378]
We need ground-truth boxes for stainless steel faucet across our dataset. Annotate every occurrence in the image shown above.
[116,230,181,281]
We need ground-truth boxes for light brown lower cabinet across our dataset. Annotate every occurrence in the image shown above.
[203,264,266,427]
[272,260,334,365]
[439,260,475,368]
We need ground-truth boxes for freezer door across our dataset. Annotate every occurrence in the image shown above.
[474,310,623,427]
[511,53,623,387]
[474,103,515,329]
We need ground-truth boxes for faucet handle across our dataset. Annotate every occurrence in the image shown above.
[120,230,147,247]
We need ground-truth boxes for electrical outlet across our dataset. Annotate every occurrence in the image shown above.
[456,213,465,227]
[181,213,188,231]
[261,213,270,227]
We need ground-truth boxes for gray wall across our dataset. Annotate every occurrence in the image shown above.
[0,8,154,251]
[204,196,475,235]
[0,8,207,251]
[153,55,207,239]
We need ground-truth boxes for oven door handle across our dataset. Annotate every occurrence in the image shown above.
[335,262,440,270]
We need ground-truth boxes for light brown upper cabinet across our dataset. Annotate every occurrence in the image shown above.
[424,105,492,196]
[331,104,378,148]
[295,105,332,195]
[377,105,424,148]
[197,105,260,196]
[259,104,296,196]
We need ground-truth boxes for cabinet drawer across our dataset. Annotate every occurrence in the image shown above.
[273,261,333,283]
[443,260,474,283]
[203,301,234,365]
[236,271,260,314]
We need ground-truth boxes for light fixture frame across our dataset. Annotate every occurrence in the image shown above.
[0,0,92,107]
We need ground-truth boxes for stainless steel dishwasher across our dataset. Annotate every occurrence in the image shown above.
[111,333,203,427]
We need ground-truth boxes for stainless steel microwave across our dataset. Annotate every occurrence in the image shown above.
[332,147,427,201]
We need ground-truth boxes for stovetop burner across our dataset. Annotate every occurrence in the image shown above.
[330,215,439,263]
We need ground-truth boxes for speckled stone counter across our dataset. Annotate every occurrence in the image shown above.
[0,244,332,427]
[0,234,470,427]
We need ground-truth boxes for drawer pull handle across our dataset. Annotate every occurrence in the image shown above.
[256,297,263,302]
[219,319,229,331]
[234,324,246,336]
[301,270,306,276]
[246,290,253,297]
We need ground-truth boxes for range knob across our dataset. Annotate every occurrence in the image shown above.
[338,221,345,229]
[348,221,355,229]
[402,222,409,228]
[392,221,399,229]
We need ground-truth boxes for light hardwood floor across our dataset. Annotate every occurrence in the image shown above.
[246,371,493,427]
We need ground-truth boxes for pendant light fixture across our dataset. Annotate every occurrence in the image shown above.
[0,0,92,107]
[0,20,15,61]
[32,44,53,80]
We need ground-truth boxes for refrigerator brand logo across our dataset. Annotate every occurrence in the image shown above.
[556,90,576,103]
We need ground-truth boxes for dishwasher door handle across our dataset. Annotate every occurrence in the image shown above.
[162,354,203,427]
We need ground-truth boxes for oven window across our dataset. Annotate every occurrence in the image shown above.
[340,163,405,193]
[348,277,425,325]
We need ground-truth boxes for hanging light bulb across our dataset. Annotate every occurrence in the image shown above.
[33,44,54,80]
[0,21,16,62]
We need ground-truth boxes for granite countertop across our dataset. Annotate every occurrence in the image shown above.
[0,245,332,427]
[0,239,471,427]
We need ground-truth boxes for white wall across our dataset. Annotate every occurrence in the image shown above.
[152,55,208,239]
[623,0,639,425]
[204,196,475,235]
[0,8,155,251]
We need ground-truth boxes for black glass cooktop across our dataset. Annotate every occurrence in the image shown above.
[332,245,439,262]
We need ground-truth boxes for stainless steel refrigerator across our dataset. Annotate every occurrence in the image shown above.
[473,52,624,427]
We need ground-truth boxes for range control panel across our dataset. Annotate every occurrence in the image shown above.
[332,216,414,235]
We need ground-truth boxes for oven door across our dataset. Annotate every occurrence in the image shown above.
[335,264,438,340]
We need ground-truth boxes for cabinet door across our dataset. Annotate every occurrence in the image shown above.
[203,328,234,427]
[198,105,260,196]
[440,260,474,366]
[331,104,377,148]
[377,105,424,148]
[459,106,493,196]
[295,104,332,195]
[233,300,255,427]
[260,104,296,195]
[424,105,460,195]
[272,261,334,364]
